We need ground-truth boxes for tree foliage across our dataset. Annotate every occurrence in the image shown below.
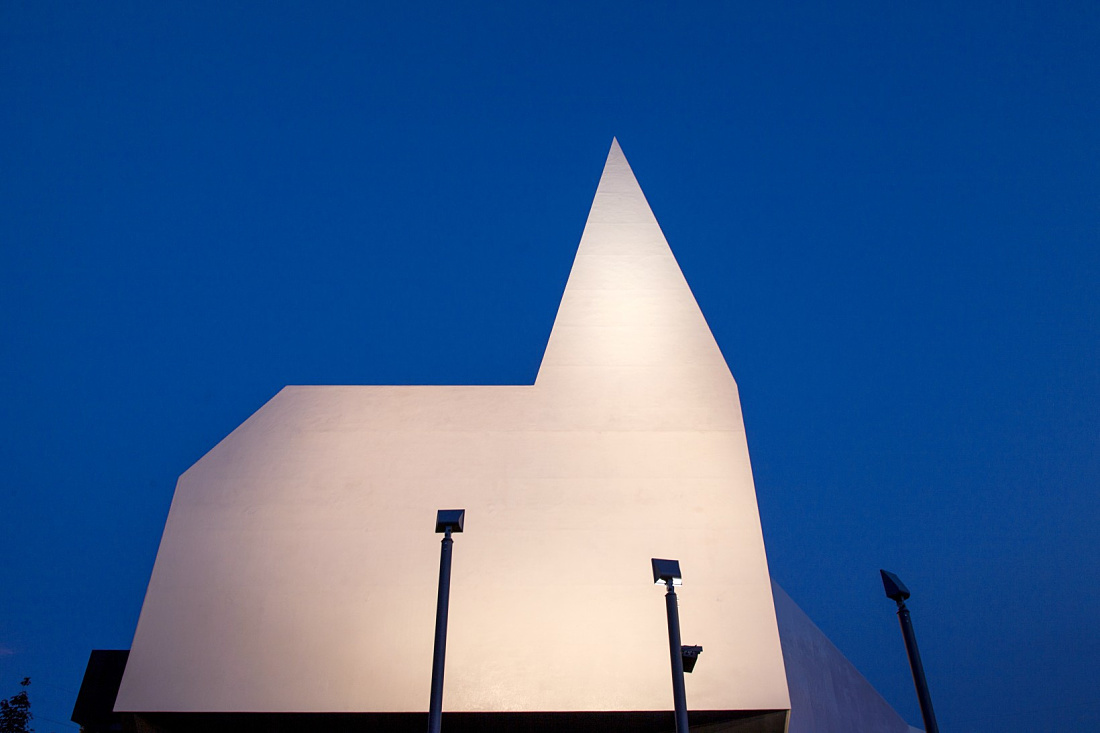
[0,677,32,733]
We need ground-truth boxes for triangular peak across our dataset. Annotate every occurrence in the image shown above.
[536,140,733,394]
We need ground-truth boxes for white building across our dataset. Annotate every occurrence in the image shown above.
[76,141,920,733]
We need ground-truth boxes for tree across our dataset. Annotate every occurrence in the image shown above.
[0,677,32,733]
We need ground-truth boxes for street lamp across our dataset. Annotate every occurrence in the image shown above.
[880,569,939,733]
[652,558,690,733]
[428,509,464,733]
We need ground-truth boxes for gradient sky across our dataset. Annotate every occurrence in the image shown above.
[2,3,1098,732]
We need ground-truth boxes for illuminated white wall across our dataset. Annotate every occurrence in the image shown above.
[115,140,791,715]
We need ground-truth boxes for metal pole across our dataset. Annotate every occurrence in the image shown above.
[894,599,939,733]
[428,527,453,733]
[664,579,690,733]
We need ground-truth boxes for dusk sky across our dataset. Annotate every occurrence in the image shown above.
[2,3,1098,731]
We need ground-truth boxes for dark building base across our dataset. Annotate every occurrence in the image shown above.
[73,650,786,733]
[124,710,787,733]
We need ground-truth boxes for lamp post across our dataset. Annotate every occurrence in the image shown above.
[880,569,939,733]
[652,558,690,733]
[428,509,464,733]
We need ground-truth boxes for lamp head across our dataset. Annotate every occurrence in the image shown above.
[681,645,703,673]
[651,558,682,586]
[880,569,910,602]
[435,509,465,534]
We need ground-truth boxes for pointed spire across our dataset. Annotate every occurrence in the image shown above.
[536,140,735,400]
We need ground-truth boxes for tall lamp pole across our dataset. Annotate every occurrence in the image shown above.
[652,559,690,733]
[880,569,940,733]
[428,509,465,733]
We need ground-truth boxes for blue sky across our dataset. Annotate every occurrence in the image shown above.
[2,3,1098,731]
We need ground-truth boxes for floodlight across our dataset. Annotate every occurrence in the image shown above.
[879,569,939,733]
[651,558,682,586]
[435,509,465,534]
[429,509,466,733]
[880,569,910,603]
[681,645,703,673]
[651,557,689,733]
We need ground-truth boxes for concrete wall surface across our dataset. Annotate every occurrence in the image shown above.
[115,141,790,715]
[774,582,916,733]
